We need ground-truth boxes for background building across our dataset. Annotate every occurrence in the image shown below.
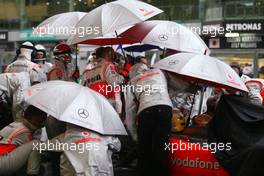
[202,0,264,78]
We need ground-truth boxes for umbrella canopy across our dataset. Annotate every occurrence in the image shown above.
[23,81,127,135]
[153,53,248,92]
[120,20,210,55]
[33,12,87,37]
[67,0,163,45]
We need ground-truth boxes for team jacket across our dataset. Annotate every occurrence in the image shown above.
[47,126,121,176]
[125,68,173,140]
[38,61,53,75]
[47,60,74,81]
[5,56,40,74]
[0,72,31,120]
[83,60,124,100]
[0,121,33,155]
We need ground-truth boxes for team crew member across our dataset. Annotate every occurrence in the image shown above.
[82,47,105,85]
[84,47,127,106]
[0,105,47,175]
[5,41,40,73]
[46,43,77,175]
[0,71,45,123]
[126,62,196,176]
[126,65,172,176]
[34,44,53,75]
[47,43,75,81]
[47,124,121,176]
[128,56,149,79]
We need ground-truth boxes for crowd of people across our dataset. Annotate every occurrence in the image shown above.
[0,41,264,176]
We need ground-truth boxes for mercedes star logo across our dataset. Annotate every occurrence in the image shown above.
[168,59,179,65]
[78,108,89,119]
[158,34,168,41]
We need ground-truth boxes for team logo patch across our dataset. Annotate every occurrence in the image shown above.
[158,34,168,41]
[78,108,89,119]
[168,59,179,65]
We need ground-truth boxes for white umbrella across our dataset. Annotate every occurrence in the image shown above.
[153,53,248,92]
[33,12,87,37]
[23,81,127,135]
[120,20,210,55]
[67,0,163,45]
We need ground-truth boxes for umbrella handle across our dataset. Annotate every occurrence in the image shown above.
[115,31,126,58]
[198,87,206,115]
[186,91,197,127]
[162,47,166,59]
[75,44,78,69]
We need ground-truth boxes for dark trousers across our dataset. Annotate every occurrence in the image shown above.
[137,105,172,176]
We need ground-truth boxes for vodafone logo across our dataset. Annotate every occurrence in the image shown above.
[168,59,179,65]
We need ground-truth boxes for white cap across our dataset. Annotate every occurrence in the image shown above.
[19,41,34,61]
[35,44,46,51]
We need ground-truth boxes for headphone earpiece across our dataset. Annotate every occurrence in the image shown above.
[16,48,20,56]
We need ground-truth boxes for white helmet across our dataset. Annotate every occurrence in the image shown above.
[21,41,34,49]
[35,44,46,51]
[18,41,35,61]
[35,44,46,61]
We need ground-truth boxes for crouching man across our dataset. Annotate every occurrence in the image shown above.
[0,105,47,175]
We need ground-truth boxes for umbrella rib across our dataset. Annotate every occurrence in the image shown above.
[58,88,84,120]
